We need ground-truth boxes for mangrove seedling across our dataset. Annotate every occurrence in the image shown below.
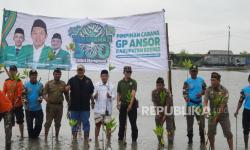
[153,125,165,146]
[104,118,117,134]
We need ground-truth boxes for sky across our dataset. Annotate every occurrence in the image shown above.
[0,0,250,54]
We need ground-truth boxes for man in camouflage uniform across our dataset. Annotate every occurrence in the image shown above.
[204,72,233,150]
[43,68,69,141]
[152,77,175,146]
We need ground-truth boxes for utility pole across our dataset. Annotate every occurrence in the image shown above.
[227,25,231,66]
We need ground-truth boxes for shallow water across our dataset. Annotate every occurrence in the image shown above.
[0,69,248,150]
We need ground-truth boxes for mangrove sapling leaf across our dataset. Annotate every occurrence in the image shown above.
[69,119,78,127]
[0,64,4,73]
[104,118,117,133]
[209,94,225,120]
[182,59,193,69]
[22,68,29,78]
[182,59,193,78]
[159,91,167,106]
[108,64,115,72]
[66,43,75,52]
[48,50,55,61]
[126,91,132,103]
[153,125,165,145]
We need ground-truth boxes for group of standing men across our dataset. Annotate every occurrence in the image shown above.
[181,65,250,150]
[0,64,140,150]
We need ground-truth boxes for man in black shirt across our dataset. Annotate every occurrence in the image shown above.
[65,64,94,144]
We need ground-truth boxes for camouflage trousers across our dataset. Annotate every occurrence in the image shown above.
[155,114,176,141]
[44,104,63,129]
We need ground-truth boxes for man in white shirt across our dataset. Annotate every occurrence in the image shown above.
[93,69,115,143]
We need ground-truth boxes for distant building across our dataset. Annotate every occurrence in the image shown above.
[246,57,250,65]
[207,50,233,55]
[204,50,247,66]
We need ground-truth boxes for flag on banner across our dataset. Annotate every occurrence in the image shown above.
[0,9,168,71]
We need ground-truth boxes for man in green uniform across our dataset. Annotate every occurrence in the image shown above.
[20,19,52,69]
[49,33,71,70]
[43,68,69,141]
[204,72,233,150]
[3,28,26,67]
[152,77,175,146]
[117,66,138,143]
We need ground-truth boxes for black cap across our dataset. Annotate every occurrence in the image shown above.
[156,77,164,84]
[31,19,47,33]
[123,66,132,72]
[53,68,61,73]
[211,72,221,80]
[52,33,61,40]
[189,65,198,71]
[9,65,17,71]
[101,69,109,75]
[14,28,24,35]
[29,69,38,76]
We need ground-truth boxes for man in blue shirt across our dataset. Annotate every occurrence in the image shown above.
[183,65,206,144]
[23,70,44,139]
[234,74,250,149]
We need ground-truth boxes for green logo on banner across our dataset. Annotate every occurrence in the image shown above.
[68,23,115,61]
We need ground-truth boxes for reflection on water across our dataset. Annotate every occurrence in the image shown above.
[0,69,249,149]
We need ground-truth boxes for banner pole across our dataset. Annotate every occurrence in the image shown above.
[165,23,172,93]
[1,9,9,77]
[0,9,6,64]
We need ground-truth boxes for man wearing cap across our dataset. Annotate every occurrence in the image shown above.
[204,72,233,150]
[3,28,26,67]
[43,68,69,141]
[93,70,115,145]
[3,65,24,139]
[117,66,138,143]
[21,19,52,68]
[0,90,13,149]
[23,70,44,139]
[65,64,94,144]
[183,65,206,144]
[234,74,250,149]
[50,33,71,70]
[152,77,175,146]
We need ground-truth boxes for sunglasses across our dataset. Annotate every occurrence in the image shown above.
[126,71,132,74]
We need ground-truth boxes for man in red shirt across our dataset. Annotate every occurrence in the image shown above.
[0,90,13,149]
[3,65,24,139]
